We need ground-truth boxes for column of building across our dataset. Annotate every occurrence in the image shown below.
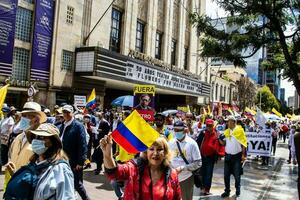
[122,0,138,55]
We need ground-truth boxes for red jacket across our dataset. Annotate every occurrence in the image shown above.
[106,159,181,200]
[200,129,224,157]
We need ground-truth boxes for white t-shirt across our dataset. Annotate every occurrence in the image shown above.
[0,116,14,145]
[225,128,242,155]
[169,136,201,182]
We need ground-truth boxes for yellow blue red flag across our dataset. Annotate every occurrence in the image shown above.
[112,110,160,154]
[86,88,96,110]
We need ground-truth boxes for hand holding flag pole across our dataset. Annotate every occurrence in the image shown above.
[99,133,117,169]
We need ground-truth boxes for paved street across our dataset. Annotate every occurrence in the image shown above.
[0,141,297,200]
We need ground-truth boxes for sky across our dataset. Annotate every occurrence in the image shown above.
[205,0,296,101]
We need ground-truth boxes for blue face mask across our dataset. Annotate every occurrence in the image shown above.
[19,117,31,131]
[175,131,185,140]
[31,139,48,155]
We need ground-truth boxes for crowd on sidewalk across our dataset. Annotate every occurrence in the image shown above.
[0,101,299,200]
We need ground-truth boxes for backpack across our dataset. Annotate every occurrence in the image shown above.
[4,160,67,200]
[4,162,50,200]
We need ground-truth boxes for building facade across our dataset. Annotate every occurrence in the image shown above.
[0,0,210,111]
[210,65,241,115]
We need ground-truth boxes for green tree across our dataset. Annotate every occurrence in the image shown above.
[256,85,280,112]
[189,0,300,94]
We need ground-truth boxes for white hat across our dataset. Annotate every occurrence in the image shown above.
[21,102,47,123]
[62,105,74,113]
[44,108,50,113]
[226,115,236,122]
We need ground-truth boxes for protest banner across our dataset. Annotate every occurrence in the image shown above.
[246,129,272,156]
[74,95,86,107]
[133,85,155,122]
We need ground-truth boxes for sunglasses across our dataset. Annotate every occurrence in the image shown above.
[142,99,150,102]
[32,135,46,140]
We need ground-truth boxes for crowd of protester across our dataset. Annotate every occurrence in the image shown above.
[0,102,299,200]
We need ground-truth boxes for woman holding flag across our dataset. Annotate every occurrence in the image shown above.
[100,135,182,200]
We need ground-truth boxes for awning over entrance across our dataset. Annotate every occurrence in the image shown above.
[74,47,211,97]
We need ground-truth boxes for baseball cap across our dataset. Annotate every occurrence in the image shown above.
[205,119,214,125]
[62,105,74,113]
[174,120,186,130]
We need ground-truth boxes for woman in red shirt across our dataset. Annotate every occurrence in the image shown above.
[100,135,181,200]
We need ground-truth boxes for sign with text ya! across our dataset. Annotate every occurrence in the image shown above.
[31,0,55,82]
[246,129,272,157]
[0,0,18,76]
[133,85,155,122]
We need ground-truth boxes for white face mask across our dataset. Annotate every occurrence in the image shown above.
[19,117,31,131]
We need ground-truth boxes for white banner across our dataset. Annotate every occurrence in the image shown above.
[246,129,272,156]
[74,95,86,106]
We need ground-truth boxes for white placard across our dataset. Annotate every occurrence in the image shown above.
[74,95,87,106]
[246,129,272,156]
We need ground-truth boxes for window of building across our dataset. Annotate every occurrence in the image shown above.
[66,6,74,24]
[24,0,33,3]
[155,32,163,59]
[61,50,74,71]
[109,8,122,53]
[224,86,227,101]
[12,48,30,81]
[220,85,223,101]
[184,47,189,70]
[215,84,218,100]
[15,7,33,42]
[171,39,177,65]
[135,20,145,52]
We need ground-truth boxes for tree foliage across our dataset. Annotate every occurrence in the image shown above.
[255,85,280,112]
[190,0,300,94]
[237,77,256,111]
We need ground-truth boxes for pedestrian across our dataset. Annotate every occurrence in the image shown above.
[7,102,47,173]
[271,121,279,156]
[0,105,14,165]
[44,108,55,124]
[219,116,247,198]
[199,119,224,195]
[59,105,90,200]
[169,120,201,200]
[83,114,94,169]
[54,108,64,129]
[101,135,182,200]
[93,111,110,175]
[288,125,297,165]
[7,112,22,151]
[4,123,75,199]
[294,125,300,199]
[280,123,289,143]
[154,113,173,141]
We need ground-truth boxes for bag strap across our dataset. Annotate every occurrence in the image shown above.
[176,141,189,165]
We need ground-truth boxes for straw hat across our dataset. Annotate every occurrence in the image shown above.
[28,123,62,147]
[21,102,47,123]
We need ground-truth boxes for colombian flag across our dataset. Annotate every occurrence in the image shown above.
[112,110,160,154]
[86,88,96,110]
